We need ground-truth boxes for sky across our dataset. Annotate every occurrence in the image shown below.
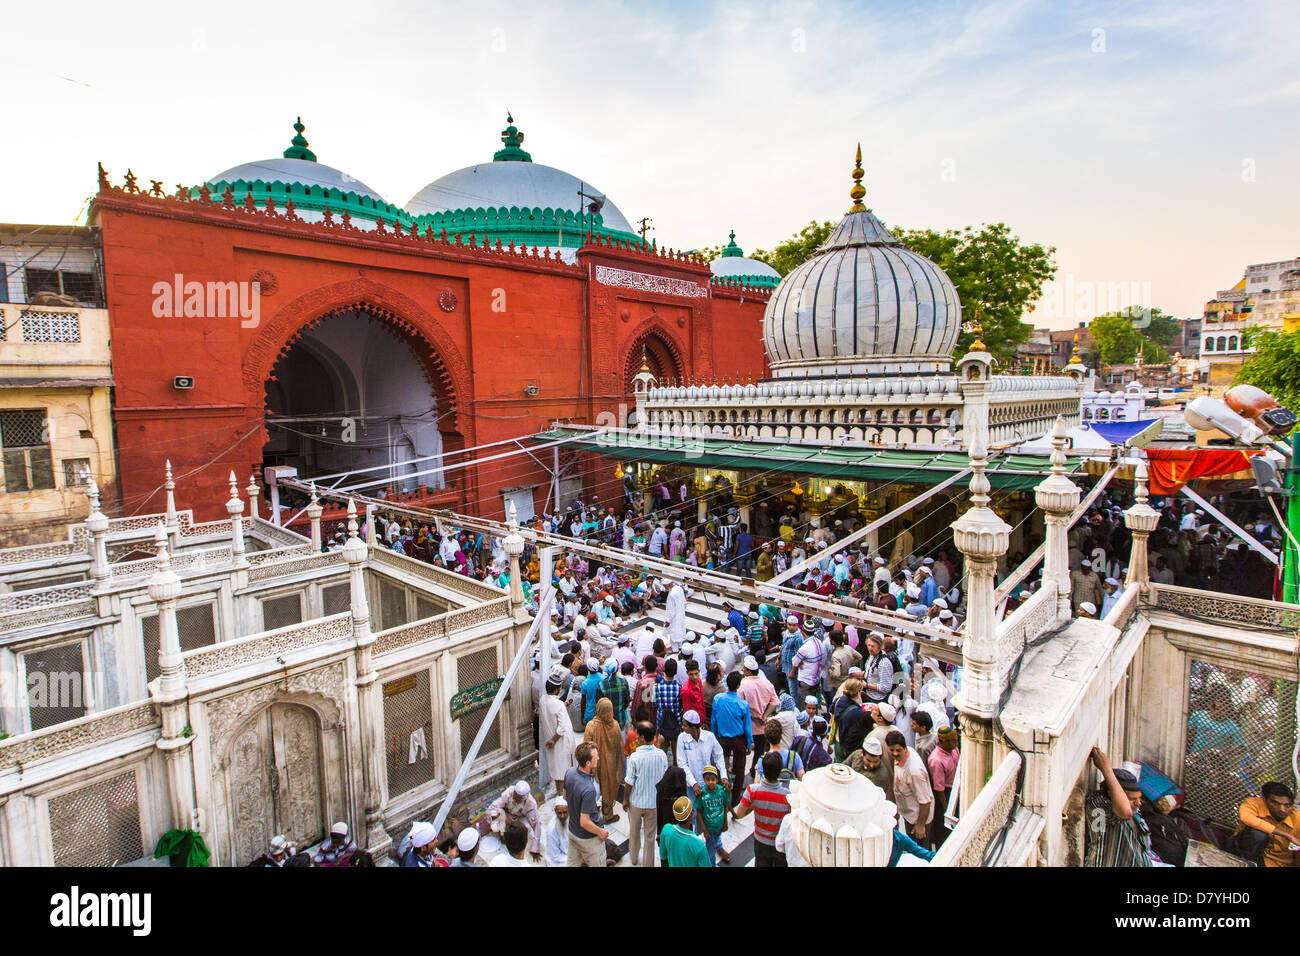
[3,0,1297,324]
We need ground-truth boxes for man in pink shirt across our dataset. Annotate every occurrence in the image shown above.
[886,730,934,844]
[926,725,960,848]
[737,655,778,779]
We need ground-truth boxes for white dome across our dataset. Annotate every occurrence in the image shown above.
[710,255,780,280]
[762,196,961,376]
[405,161,635,234]
[208,158,387,202]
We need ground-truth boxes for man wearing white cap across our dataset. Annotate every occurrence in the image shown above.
[264,834,295,867]
[1077,601,1097,619]
[917,681,950,734]
[1100,577,1121,618]
[903,584,927,618]
[449,826,483,867]
[401,822,439,867]
[677,709,726,799]
[846,736,894,800]
[486,780,542,858]
[313,821,357,866]
[540,670,576,801]
[543,799,570,867]
[666,579,687,648]
[1071,558,1103,612]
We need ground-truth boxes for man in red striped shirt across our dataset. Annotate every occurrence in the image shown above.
[732,752,791,867]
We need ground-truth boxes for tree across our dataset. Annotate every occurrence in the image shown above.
[751,220,835,276]
[891,223,1056,364]
[752,219,1056,364]
[1089,313,1141,364]
[689,244,726,263]
[1236,329,1300,417]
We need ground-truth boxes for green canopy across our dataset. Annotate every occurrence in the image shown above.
[532,427,1090,491]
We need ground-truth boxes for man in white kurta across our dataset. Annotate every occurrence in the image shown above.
[666,582,687,649]
[539,677,576,801]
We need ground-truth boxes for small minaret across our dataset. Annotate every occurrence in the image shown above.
[86,477,110,592]
[306,483,323,551]
[148,522,198,833]
[246,470,261,521]
[164,459,180,543]
[950,437,1011,813]
[1035,416,1082,622]
[502,502,526,609]
[226,471,247,567]
[1124,459,1160,589]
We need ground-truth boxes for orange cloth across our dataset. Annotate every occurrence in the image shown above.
[1145,448,1259,496]
[1236,796,1300,867]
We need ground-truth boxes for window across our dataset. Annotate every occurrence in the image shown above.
[261,593,304,631]
[23,268,100,306]
[141,602,217,683]
[23,640,88,731]
[1,409,54,492]
[62,458,91,487]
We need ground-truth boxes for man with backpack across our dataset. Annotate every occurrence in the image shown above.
[654,658,684,763]
[793,715,832,772]
[761,718,805,787]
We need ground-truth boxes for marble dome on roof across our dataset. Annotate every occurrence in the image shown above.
[761,146,962,378]
[201,119,402,228]
[404,116,640,249]
[709,231,782,289]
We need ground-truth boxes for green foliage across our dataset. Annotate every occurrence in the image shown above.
[751,220,835,276]
[690,244,726,264]
[891,223,1056,364]
[1236,329,1300,417]
[1089,307,1180,364]
[752,219,1056,365]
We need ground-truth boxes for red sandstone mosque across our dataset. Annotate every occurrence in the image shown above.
[91,117,777,524]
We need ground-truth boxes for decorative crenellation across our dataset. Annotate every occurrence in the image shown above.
[0,701,159,772]
[92,176,586,278]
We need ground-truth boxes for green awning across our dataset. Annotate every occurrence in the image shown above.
[533,428,1091,491]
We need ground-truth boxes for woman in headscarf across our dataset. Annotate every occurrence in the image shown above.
[774,693,800,750]
[583,697,625,820]
[655,765,689,865]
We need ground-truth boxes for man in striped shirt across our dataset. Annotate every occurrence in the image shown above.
[623,721,669,867]
[1084,747,1153,867]
[732,752,791,867]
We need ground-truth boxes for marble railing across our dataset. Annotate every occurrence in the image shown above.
[368,547,506,603]
[0,580,93,613]
[1150,583,1300,631]
[371,597,513,657]
[0,700,159,773]
[930,751,1022,867]
[183,612,354,679]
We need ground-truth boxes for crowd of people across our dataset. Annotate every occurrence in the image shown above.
[269,465,1292,868]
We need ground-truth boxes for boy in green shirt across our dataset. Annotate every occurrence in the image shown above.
[660,796,712,867]
[694,766,731,865]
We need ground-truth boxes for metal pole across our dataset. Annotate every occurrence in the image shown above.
[1286,433,1300,604]
[432,586,556,837]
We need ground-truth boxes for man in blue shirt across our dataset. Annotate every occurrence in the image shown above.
[710,670,753,809]
[918,566,939,607]
[723,601,747,636]
[580,659,604,724]
[734,524,755,576]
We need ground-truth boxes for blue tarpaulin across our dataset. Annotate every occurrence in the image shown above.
[1085,418,1163,447]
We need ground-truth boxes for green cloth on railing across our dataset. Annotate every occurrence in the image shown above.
[154,829,211,867]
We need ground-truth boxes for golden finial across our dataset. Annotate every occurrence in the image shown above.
[849,143,866,212]
[1067,333,1083,365]
[640,347,649,374]
[969,303,987,352]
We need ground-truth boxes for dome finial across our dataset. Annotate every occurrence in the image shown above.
[283,116,317,162]
[970,303,987,352]
[849,143,866,212]
[721,229,742,258]
[495,113,532,163]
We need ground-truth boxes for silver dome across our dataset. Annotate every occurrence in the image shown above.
[761,171,962,376]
